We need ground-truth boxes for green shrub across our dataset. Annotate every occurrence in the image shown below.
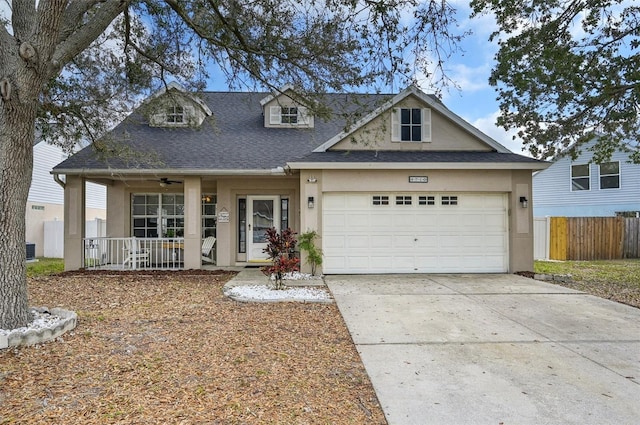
[298,230,322,276]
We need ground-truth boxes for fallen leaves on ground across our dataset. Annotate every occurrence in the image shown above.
[0,271,386,424]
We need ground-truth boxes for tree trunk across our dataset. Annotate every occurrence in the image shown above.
[0,100,35,330]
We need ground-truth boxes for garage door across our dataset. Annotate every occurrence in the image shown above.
[322,193,508,273]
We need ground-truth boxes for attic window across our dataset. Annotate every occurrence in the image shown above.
[281,107,298,124]
[166,106,184,124]
[269,105,310,127]
[391,108,432,142]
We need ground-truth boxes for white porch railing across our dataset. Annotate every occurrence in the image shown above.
[82,237,186,270]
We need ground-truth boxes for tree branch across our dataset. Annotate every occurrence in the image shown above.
[57,0,104,45]
[11,0,36,40]
[50,0,130,77]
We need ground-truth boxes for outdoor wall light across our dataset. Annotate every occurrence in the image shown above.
[308,196,315,209]
[307,176,317,183]
[519,196,528,208]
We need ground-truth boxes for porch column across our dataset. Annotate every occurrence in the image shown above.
[183,177,202,269]
[63,175,86,271]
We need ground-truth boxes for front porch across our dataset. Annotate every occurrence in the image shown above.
[60,174,301,271]
[82,237,215,271]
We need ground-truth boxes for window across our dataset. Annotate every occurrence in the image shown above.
[132,194,160,237]
[281,107,298,124]
[269,105,310,126]
[441,196,458,206]
[132,194,184,238]
[166,106,184,124]
[395,195,412,205]
[402,108,422,141]
[372,195,389,205]
[571,164,590,191]
[392,108,431,142]
[418,196,435,206]
[599,161,620,189]
[281,198,289,230]
[238,198,247,253]
[202,194,217,238]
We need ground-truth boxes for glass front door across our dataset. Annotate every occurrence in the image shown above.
[247,196,280,261]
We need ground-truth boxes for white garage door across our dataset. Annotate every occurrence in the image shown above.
[322,193,508,274]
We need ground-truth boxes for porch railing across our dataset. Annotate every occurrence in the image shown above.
[82,237,186,270]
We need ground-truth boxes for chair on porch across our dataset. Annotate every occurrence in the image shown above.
[122,238,150,269]
[201,236,216,264]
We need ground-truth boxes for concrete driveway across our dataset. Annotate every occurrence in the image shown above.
[326,274,640,425]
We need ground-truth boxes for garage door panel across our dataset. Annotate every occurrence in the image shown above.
[324,213,346,229]
[348,236,370,249]
[371,236,393,248]
[322,193,508,274]
[347,213,370,227]
[324,235,346,249]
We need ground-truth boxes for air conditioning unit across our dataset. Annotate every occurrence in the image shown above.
[26,243,36,261]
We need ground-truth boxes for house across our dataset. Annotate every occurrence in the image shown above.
[52,83,548,273]
[533,137,640,217]
[27,138,106,257]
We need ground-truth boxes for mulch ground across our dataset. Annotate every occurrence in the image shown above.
[0,271,386,424]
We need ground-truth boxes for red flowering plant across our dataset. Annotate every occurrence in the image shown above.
[261,227,299,290]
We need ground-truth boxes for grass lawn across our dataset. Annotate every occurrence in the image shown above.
[534,259,640,308]
[26,257,64,278]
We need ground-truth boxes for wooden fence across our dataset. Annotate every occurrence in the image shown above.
[547,217,640,260]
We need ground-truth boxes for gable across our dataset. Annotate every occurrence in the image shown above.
[328,94,493,152]
[262,89,314,128]
[144,83,212,127]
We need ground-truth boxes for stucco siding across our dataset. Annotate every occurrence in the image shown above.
[533,143,640,217]
[331,95,492,152]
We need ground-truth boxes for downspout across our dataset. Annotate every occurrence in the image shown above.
[52,173,65,189]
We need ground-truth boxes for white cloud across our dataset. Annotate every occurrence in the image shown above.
[470,110,530,156]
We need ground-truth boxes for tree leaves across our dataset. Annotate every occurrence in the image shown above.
[472,0,640,162]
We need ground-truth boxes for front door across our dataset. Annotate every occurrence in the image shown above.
[247,196,280,262]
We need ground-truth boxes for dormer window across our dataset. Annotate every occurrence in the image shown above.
[166,106,184,124]
[268,105,311,127]
[281,107,298,124]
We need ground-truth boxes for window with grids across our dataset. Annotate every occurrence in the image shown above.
[599,161,620,189]
[166,106,184,124]
[401,108,422,141]
[201,194,217,238]
[132,194,185,238]
[441,196,458,206]
[418,196,435,205]
[395,195,412,205]
[372,195,389,205]
[281,107,298,124]
[571,164,590,191]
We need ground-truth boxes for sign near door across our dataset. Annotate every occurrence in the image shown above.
[409,176,428,183]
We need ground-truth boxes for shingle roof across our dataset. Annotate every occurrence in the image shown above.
[53,92,386,172]
[53,90,544,174]
[294,150,543,164]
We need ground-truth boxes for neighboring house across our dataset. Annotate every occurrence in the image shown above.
[52,83,547,273]
[533,137,640,217]
[27,139,106,257]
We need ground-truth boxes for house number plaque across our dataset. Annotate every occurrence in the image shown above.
[409,176,428,183]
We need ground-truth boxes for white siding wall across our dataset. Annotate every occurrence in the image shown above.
[533,140,640,217]
[29,142,106,209]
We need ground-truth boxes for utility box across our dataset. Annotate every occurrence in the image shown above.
[26,243,36,261]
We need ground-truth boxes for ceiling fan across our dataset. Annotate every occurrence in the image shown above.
[158,177,182,186]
